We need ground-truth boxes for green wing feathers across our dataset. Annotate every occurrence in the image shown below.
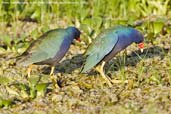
[81,31,118,73]
[17,29,66,66]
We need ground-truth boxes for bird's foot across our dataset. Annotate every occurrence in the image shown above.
[100,75,113,87]
[95,64,113,87]
[54,83,60,89]
[27,65,34,78]
[50,74,60,89]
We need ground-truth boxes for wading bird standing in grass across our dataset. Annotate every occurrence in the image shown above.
[81,25,144,87]
[17,26,81,88]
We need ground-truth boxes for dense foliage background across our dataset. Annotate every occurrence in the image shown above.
[0,0,171,52]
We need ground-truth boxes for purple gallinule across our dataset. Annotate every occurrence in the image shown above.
[81,25,144,87]
[17,26,81,88]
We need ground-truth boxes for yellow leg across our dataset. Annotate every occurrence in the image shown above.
[50,66,59,89]
[27,65,34,78]
[50,66,55,76]
[95,62,128,86]
[96,61,113,87]
[109,50,128,84]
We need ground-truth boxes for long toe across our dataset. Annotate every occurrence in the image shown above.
[96,64,113,87]
[54,83,60,89]
[103,76,112,87]
[100,72,113,87]
[50,74,59,89]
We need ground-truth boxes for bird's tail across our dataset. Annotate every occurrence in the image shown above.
[79,64,85,74]
[79,54,88,74]
[6,53,28,66]
[5,53,21,61]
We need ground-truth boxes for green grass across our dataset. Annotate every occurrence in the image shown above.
[0,0,171,113]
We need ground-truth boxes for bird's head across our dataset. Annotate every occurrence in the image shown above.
[66,26,81,42]
[131,29,144,53]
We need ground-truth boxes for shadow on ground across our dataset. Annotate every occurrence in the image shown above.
[42,54,85,74]
[42,46,169,74]
[106,46,169,72]
[128,46,169,60]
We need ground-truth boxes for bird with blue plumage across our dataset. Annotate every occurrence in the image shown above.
[17,26,81,88]
[81,25,144,87]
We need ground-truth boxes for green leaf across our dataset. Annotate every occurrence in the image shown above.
[36,83,48,97]
[166,26,171,34]
[0,76,11,85]
[153,21,165,34]
[28,75,40,87]
[79,9,89,22]
[0,98,12,108]
[29,87,36,99]
[80,24,92,35]
[117,19,128,25]
[2,99,12,107]
[31,8,41,22]
[92,17,103,29]
[0,35,12,48]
